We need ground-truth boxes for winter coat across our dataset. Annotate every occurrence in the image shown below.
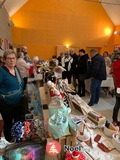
[112,59,120,87]
[71,53,78,73]
[77,54,89,74]
[88,53,106,80]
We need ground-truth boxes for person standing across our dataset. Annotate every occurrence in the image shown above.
[0,56,4,66]
[0,49,24,141]
[57,52,64,66]
[77,49,89,97]
[112,53,120,126]
[22,46,31,62]
[87,49,106,107]
[103,51,111,68]
[61,51,73,84]
[16,52,30,90]
[103,51,111,75]
[69,48,78,90]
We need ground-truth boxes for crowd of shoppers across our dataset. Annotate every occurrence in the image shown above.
[0,46,120,143]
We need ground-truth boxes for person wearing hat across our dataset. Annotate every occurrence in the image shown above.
[87,49,106,107]
[61,50,73,84]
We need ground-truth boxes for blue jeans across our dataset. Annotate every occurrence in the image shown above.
[89,78,102,105]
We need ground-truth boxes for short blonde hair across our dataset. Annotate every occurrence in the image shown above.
[3,49,16,59]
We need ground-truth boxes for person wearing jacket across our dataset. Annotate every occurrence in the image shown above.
[61,51,73,84]
[87,49,106,106]
[77,49,89,97]
[0,49,24,142]
[112,53,120,126]
[16,52,31,90]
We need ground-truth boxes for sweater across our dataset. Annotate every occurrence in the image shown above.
[0,66,24,95]
[16,58,30,78]
[113,59,120,87]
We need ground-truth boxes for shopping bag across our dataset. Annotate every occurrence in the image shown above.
[3,138,47,160]
[48,98,70,117]
[68,117,78,136]
[48,111,71,139]
[27,83,43,117]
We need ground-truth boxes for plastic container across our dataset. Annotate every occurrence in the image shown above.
[112,133,120,152]
[104,125,116,137]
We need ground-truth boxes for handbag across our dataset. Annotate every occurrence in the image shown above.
[0,68,23,105]
[3,138,47,160]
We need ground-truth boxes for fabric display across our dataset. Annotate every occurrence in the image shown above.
[48,110,71,139]
[27,83,43,117]
[34,116,47,141]
[11,121,35,142]
[11,116,47,142]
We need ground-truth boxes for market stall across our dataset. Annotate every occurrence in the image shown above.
[42,75,120,160]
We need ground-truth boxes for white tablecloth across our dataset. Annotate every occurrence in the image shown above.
[85,75,114,93]
[101,75,114,88]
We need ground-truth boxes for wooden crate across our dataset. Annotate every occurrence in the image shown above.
[57,135,77,160]
[47,135,77,160]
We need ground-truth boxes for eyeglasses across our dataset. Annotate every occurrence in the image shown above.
[6,57,16,60]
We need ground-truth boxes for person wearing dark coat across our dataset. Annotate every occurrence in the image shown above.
[57,52,64,66]
[77,49,89,97]
[87,49,106,107]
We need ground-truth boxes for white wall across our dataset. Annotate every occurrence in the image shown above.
[0,7,12,56]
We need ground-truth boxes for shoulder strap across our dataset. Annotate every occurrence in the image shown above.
[15,68,22,85]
